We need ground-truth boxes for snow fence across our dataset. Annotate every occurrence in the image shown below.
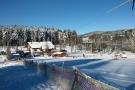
[23,60,119,90]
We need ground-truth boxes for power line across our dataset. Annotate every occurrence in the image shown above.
[107,0,130,13]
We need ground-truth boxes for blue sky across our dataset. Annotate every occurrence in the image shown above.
[0,0,135,34]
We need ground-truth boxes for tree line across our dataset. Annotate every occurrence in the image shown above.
[0,25,78,47]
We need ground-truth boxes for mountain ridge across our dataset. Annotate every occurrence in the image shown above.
[80,28,135,37]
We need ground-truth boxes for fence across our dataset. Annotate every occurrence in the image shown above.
[23,60,119,90]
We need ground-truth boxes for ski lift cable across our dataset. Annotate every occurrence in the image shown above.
[107,0,131,13]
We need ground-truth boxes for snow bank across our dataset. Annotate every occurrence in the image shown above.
[0,55,7,63]
[0,61,23,68]
[24,51,135,64]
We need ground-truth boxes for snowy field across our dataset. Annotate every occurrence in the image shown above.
[0,51,135,90]
[77,59,135,90]
[46,58,135,90]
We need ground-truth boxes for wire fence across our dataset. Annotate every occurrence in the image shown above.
[23,60,119,90]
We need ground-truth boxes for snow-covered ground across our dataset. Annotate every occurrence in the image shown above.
[0,55,7,63]
[24,51,111,62]
[0,61,23,68]
[23,52,135,90]
[0,51,135,90]
[0,64,62,90]
[77,58,135,90]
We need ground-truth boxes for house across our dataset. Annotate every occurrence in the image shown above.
[27,41,54,56]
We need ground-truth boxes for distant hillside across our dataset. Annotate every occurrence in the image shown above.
[80,28,135,53]
[80,31,105,37]
[80,28,135,37]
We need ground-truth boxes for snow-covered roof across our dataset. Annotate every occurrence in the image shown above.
[28,41,54,49]
[41,42,54,49]
[46,41,54,49]
[28,42,42,49]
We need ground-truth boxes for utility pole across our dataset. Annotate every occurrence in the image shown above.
[132,0,135,10]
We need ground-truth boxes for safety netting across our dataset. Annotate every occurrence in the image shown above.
[23,60,119,90]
